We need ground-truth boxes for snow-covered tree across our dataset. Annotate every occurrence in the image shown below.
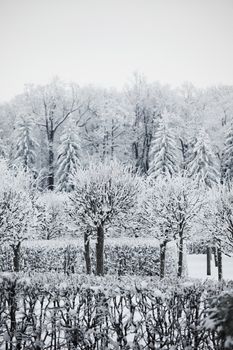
[35,191,69,240]
[26,79,90,190]
[188,129,220,276]
[79,88,131,168]
[148,111,178,178]
[205,291,233,348]
[14,116,38,172]
[221,122,233,183]
[69,161,141,275]
[139,180,175,278]
[126,73,178,173]
[56,127,81,191]
[204,184,233,280]
[188,129,219,188]
[0,129,7,158]
[146,174,203,277]
[0,160,33,271]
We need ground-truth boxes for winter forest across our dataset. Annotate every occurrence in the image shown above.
[0,76,233,349]
[1,0,233,348]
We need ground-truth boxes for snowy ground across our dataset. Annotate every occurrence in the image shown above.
[187,254,233,280]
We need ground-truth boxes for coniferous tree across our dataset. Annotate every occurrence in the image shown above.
[148,113,177,179]
[14,116,37,172]
[0,130,7,158]
[56,127,81,191]
[221,122,233,183]
[188,128,219,188]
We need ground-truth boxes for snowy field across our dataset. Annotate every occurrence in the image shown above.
[187,254,233,280]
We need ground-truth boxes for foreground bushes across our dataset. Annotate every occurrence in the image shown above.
[0,273,232,349]
[0,239,177,276]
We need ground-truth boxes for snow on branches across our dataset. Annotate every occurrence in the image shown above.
[13,116,38,172]
[142,174,204,277]
[35,191,70,240]
[69,160,142,275]
[56,127,81,192]
[70,160,141,230]
[149,110,178,179]
[188,128,219,188]
[0,159,33,271]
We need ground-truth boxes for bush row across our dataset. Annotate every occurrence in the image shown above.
[0,273,232,350]
[0,239,178,276]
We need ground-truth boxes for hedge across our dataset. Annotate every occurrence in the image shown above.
[0,238,178,276]
[0,273,232,350]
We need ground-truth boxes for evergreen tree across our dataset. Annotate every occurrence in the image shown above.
[148,113,177,179]
[221,122,233,183]
[0,129,6,158]
[188,128,219,188]
[14,116,37,172]
[56,127,81,191]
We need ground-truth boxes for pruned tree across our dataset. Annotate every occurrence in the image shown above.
[69,161,141,275]
[139,179,175,278]
[146,174,203,277]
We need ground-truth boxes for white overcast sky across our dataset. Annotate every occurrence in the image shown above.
[0,0,233,102]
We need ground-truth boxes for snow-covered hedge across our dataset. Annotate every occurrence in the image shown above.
[204,290,233,349]
[0,238,177,276]
[0,273,232,350]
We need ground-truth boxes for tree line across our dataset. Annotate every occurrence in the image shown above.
[1,76,233,279]
[0,76,233,190]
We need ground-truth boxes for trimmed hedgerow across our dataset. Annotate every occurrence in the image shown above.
[0,273,232,350]
[0,238,178,276]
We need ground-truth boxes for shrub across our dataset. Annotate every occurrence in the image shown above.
[204,291,233,349]
[0,273,232,350]
[0,238,177,276]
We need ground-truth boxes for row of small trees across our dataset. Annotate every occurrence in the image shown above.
[0,158,232,278]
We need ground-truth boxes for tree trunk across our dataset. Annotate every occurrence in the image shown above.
[213,246,218,267]
[132,141,140,172]
[96,224,104,276]
[13,243,21,272]
[177,235,184,278]
[206,246,212,276]
[111,119,115,160]
[48,132,54,190]
[9,279,17,350]
[217,246,223,281]
[160,241,167,279]
[84,231,91,274]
